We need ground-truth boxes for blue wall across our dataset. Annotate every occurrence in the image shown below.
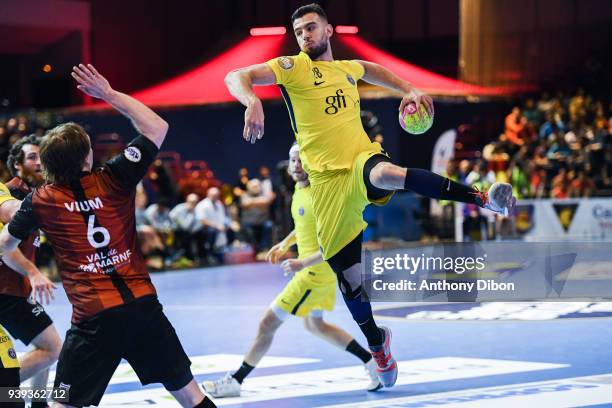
[64,98,509,183]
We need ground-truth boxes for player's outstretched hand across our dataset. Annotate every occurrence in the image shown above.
[266,242,287,264]
[281,258,303,276]
[399,88,434,119]
[244,98,265,144]
[29,271,56,305]
[71,64,113,100]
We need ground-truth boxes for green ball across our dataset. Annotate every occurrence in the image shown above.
[399,102,434,135]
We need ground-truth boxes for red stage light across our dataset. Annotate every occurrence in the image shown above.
[335,25,359,34]
[250,27,286,36]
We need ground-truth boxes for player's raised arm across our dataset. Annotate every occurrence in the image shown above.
[355,60,434,118]
[71,64,168,148]
[225,63,277,144]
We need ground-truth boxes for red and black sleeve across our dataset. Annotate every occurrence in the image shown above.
[7,193,39,241]
[105,135,159,189]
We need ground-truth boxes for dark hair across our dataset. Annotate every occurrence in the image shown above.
[7,134,41,177]
[291,3,327,23]
[40,122,91,185]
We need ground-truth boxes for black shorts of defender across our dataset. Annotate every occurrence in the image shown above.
[53,295,193,407]
[327,153,392,274]
[0,368,24,408]
[0,294,53,345]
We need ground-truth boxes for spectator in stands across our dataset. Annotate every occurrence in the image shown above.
[240,179,273,254]
[144,197,174,247]
[259,166,275,201]
[135,183,166,269]
[569,88,587,125]
[547,131,572,163]
[458,160,471,183]
[196,187,229,264]
[508,161,530,199]
[149,159,178,206]
[550,168,569,199]
[569,170,597,197]
[505,106,527,146]
[233,167,249,198]
[170,193,203,266]
[523,99,540,126]
[539,112,559,140]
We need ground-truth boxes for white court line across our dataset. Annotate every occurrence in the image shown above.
[316,373,612,408]
[45,354,318,386]
[100,357,567,406]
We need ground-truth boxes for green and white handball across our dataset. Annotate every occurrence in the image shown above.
[399,102,434,135]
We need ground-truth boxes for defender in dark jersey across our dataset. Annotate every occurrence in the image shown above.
[1,135,62,408]
[0,64,215,408]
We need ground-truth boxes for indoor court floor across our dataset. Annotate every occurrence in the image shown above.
[16,262,612,407]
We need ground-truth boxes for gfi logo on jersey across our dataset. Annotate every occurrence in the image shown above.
[325,89,347,115]
[124,146,142,162]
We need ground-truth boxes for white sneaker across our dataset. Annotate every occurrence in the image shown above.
[479,182,516,216]
[365,358,383,392]
[202,372,241,398]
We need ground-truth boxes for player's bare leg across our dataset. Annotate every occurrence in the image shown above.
[170,379,216,407]
[19,325,62,381]
[202,309,283,398]
[244,308,284,366]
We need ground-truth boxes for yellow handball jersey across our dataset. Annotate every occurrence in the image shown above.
[267,52,377,185]
[0,325,20,368]
[0,182,16,230]
[291,184,335,284]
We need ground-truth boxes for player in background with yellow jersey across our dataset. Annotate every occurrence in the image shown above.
[1,324,25,407]
[0,183,55,305]
[0,183,55,407]
[202,144,381,398]
[224,3,516,388]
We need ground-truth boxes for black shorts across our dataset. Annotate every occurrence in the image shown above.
[0,368,24,407]
[53,295,193,407]
[0,294,53,345]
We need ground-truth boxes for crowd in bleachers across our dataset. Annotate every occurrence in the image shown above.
[3,88,610,264]
[0,112,281,270]
[440,89,612,241]
[451,90,612,201]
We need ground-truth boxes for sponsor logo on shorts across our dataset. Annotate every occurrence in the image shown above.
[33,235,41,248]
[124,146,142,162]
[32,304,44,317]
[59,382,71,392]
[8,348,17,359]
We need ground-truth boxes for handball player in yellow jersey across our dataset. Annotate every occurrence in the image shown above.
[203,144,382,397]
[224,3,516,387]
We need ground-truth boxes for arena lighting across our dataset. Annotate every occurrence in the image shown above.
[338,34,505,96]
[250,26,287,36]
[335,25,359,34]
[123,36,285,106]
